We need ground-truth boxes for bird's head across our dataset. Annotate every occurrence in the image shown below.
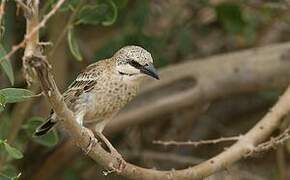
[114,46,159,81]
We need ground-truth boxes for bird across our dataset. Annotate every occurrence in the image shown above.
[34,45,159,160]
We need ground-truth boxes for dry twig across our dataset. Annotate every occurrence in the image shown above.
[153,136,241,147]
[0,0,66,64]
[0,0,6,30]
[14,0,31,15]
[250,127,290,155]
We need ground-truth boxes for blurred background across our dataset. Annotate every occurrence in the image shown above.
[1,0,290,179]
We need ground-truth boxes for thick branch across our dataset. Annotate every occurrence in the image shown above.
[31,42,290,180]
[27,43,290,179]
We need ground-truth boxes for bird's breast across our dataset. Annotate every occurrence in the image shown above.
[83,80,138,122]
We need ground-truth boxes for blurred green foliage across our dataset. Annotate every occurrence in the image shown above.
[216,2,257,43]
[216,2,246,34]
[1,141,23,160]
[77,1,117,26]
[0,44,14,85]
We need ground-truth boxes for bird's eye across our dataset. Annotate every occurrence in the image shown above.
[128,60,143,69]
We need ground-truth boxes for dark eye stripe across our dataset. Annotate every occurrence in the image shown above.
[128,60,143,69]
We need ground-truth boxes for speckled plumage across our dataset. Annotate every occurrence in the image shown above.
[63,59,138,131]
[35,45,158,136]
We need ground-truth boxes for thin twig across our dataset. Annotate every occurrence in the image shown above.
[0,0,66,63]
[0,0,5,25]
[251,127,290,154]
[14,0,31,15]
[0,0,6,37]
[153,136,241,147]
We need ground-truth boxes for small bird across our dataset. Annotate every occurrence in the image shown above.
[34,45,159,158]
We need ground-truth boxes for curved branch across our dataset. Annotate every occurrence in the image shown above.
[27,43,290,179]
[32,42,290,180]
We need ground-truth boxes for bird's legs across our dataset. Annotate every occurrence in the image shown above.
[96,131,126,171]
[81,128,98,154]
[96,132,118,154]
[94,120,118,154]
[76,111,99,154]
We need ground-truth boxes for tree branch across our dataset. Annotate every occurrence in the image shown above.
[0,0,66,64]
[26,40,290,180]
[31,42,290,179]
[153,136,241,147]
[0,0,6,30]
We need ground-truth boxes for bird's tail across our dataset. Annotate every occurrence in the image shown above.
[34,110,57,136]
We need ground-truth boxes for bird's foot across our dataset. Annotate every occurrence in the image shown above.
[81,128,98,154]
[96,132,126,172]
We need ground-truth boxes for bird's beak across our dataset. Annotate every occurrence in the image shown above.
[140,63,159,80]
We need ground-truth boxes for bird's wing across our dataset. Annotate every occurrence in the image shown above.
[68,62,104,89]
[63,61,105,107]
[45,60,110,124]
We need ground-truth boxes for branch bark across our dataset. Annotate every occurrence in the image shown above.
[25,39,290,180]
[32,42,290,180]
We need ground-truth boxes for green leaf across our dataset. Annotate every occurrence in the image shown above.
[0,88,34,103]
[216,2,246,34]
[78,5,104,25]
[0,44,14,85]
[3,143,23,159]
[23,117,59,147]
[102,0,117,26]
[0,165,20,180]
[0,93,5,112]
[0,93,5,106]
[77,1,117,26]
[67,28,83,61]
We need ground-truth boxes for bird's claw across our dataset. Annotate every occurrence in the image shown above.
[81,128,98,154]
